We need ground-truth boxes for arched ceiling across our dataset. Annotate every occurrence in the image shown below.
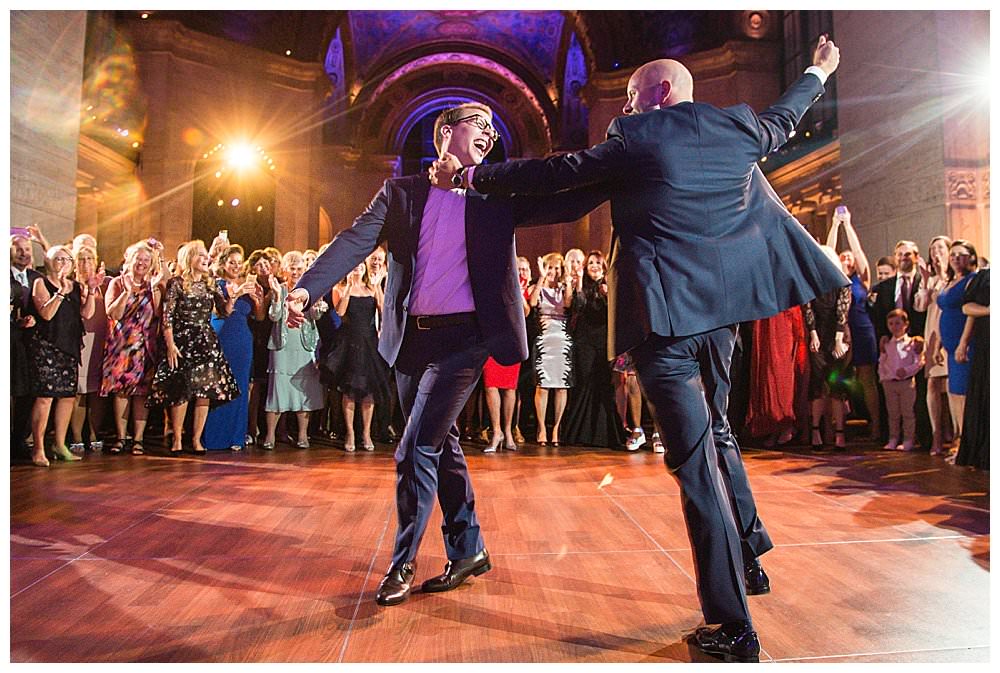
[348,11,566,85]
[119,10,745,75]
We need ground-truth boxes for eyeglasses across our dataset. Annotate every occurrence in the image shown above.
[53,256,73,264]
[950,251,971,259]
[454,115,499,142]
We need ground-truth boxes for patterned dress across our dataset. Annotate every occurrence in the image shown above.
[101,278,159,397]
[147,276,240,407]
[534,285,574,388]
[29,278,84,398]
[803,286,852,400]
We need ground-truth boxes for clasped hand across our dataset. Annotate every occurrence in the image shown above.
[428,152,462,189]
[285,288,309,328]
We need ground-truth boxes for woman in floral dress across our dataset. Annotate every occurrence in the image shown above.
[148,240,241,454]
[101,239,164,455]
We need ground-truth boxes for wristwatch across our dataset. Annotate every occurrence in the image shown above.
[451,166,467,189]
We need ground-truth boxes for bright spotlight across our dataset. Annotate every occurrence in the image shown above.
[231,198,240,207]
[226,143,257,170]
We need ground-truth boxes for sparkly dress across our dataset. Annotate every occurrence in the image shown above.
[147,276,240,407]
[29,278,84,398]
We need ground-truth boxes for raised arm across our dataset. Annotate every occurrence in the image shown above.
[838,208,870,287]
[468,120,630,196]
[509,183,612,228]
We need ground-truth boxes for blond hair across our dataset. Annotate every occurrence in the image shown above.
[177,240,208,291]
[433,102,493,155]
[123,240,156,280]
[540,251,565,283]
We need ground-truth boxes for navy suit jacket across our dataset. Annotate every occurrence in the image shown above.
[472,73,849,356]
[296,174,608,367]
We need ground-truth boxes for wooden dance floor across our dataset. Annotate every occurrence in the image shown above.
[9,439,990,663]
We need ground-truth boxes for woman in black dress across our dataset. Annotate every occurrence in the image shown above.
[324,262,391,451]
[148,240,241,454]
[562,251,625,447]
[804,245,852,450]
[244,248,279,445]
[954,268,988,469]
[28,245,99,466]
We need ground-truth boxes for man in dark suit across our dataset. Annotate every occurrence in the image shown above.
[10,233,44,461]
[868,240,926,340]
[867,239,931,447]
[286,103,607,607]
[432,37,846,662]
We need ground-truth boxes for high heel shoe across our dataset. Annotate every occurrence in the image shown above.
[31,453,50,467]
[484,432,503,454]
[50,444,82,462]
[834,428,846,449]
[810,425,823,450]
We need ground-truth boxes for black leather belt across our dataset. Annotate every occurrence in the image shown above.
[411,312,477,330]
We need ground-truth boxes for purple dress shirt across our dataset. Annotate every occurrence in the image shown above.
[407,187,476,315]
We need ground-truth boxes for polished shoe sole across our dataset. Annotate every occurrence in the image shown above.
[422,561,492,593]
[746,585,770,596]
[698,648,760,663]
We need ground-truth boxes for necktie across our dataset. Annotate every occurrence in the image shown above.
[900,275,911,312]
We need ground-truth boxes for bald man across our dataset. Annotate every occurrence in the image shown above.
[433,37,847,662]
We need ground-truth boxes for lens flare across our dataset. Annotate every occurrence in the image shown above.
[226,143,257,169]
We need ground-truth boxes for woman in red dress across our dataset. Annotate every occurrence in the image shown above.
[481,258,532,452]
[745,306,810,446]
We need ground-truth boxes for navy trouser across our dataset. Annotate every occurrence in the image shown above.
[698,327,773,562]
[632,326,751,625]
[390,320,489,568]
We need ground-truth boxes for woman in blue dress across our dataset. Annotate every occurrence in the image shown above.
[203,245,264,451]
[936,239,979,444]
[826,206,880,440]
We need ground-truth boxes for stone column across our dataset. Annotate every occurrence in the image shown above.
[10,11,88,251]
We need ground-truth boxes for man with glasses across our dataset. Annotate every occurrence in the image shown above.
[285,102,608,607]
[431,37,847,662]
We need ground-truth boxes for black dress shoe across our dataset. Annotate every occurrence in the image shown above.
[421,549,491,593]
[691,621,760,663]
[375,562,415,606]
[744,558,770,595]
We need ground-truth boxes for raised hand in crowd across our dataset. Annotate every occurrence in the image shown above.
[26,223,50,252]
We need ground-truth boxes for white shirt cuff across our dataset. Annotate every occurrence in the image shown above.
[804,66,829,85]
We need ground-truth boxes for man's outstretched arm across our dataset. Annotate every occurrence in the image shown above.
[286,182,390,326]
[432,120,629,197]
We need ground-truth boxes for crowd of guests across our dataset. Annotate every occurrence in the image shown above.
[9,207,988,471]
[732,206,989,471]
